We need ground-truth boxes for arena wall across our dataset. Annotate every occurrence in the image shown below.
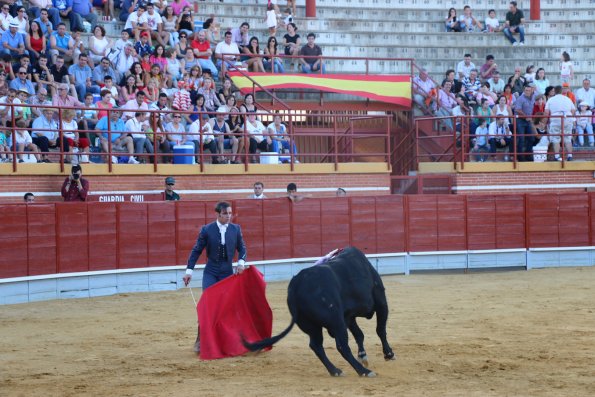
[1,193,595,304]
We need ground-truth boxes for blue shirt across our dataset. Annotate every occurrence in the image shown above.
[1,30,24,49]
[51,32,72,50]
[68,63,93,85]
[72,0,92,15]
[9,78,35,95]
[53,0,72,12]
[92,65,119,85]
[97,115,126,141]
[34,18,53,37]
[514,93,535,118]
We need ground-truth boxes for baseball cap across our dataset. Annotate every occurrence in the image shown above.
[165,176,175,185]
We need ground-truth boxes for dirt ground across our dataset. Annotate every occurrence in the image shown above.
[1,267,594,397]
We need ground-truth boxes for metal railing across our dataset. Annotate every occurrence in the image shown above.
[1,103,392,173]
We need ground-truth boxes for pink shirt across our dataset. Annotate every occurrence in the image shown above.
[171,0,190,15]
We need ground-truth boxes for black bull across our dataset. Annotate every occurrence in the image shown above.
[243,247,395,377]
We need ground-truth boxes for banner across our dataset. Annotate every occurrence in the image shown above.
[229,72,412,107]
[197,266,273,360]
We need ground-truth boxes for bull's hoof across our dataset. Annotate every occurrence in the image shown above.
[384,352,396,361]
[357,351,369,367]
[330,369,344,377]
[361,371,377,378]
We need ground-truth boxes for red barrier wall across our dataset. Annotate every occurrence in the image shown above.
[1,193,594,279]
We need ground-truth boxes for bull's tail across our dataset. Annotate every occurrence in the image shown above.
[242,318,295,352]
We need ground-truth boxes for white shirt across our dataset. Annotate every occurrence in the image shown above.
[456,60,476,79]
[215,41,240,60]
[15,130,32,145]
[122,99,148,120]
[575,87,595,108]
[146,11,162,31]
[188,119,214,142]
[124,12,148,30]
[245,119,266,142]
[216,220,228,245]
[489,121,511,137]
[545,94,576,117]
[485,17,500,30]
[125,117,146,138]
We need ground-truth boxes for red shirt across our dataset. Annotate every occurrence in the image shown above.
[191,39,211,59]
[61,177,89,201]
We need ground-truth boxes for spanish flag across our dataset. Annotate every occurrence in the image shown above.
[228,72,412,107]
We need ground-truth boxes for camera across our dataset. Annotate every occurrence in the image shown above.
[73,174,80,180]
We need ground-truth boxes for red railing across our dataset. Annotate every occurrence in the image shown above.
[414,114,586,170]
[1,103,392,173]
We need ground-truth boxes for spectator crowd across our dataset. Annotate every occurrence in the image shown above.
[0,0,326,164]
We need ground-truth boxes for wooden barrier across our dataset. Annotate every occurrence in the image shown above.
[1,193,594,279]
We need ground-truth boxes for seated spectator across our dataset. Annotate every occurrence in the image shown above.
[576,101,593,147]
[31,107,69,162]
[125,111,152,162]
[146,2,170,48]
[215,30,241,74]
[562,83,576,104]
[79,92,98,130]
[2,21,27,58]
[264,36,284,73]
[479,55,498,81]
[283,23,301,71]
[524,65,536,84]
[507,66,526,96]
[575,78,595,109]
[502,84,516,106]
[444,8,460,32]
[268,114,298,158]
[0,6,11,34]
[119,0,147,23]
[125,5,149,42]
[197,76,221,112]
[442,69,462,94]
[533,93,546,114]
[188,113,217,163]
[10,68,35,95]
[33,8,57,38]
[299,33,324,74]
[53,0,78,33]
[245,112,273,163]
[161,6,179,47]
[412,68,436,114]
[61,108,89,163]
[488,117,513,161]
[49,23,75,64]
[176,11,194,38]
[68,53,100,101]
[436,81,458,131]
[470,118,489,162]
[462,69,481,101]
[12,122,41,163]
[13,7,29,35]
[28,87,49,119]
[71,0,98,34]
[503,1,525,46]
[134,31,152,58]
[485,9,502,32]
[492,95,513,126]
[210,107,237,164]
[96,109,138,163]
[146,111,171,163]
[0,88,23,126]
[92,57,119,88]
[487,71,505,95]
[26,21,47,66]
[226,106,244,161]
[475,83,497,107]
[456,53,475,80]
[149,92,172,124]
[287,182,308,203]
[88,26,114,67]
[459,5,482,32]
[475,98,492,126]
[165,112,185,146]
[217,78,236,104]
[122,90,148,121]
[231,22,250,50]
[242,36,265,73]
[192,30,217,79]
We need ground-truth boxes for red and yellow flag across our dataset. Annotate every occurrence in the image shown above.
[228,72,412,107]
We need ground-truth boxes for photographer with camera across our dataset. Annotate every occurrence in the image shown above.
[61,165,90,202]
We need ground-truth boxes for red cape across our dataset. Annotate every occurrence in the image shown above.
[197,266,273,360]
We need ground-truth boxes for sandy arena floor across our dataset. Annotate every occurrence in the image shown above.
[1,267,594,397]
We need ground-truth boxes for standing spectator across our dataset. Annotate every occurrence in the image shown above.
[61,164,89,201]
[479,55,498,81]
[503,1,525,46]
[248,181,266,199]
[164,176,180,200]
[24,192,35,202]
[265,1,277,37]
[336,188,347,197]
[456,54,475,80]
[545,85,576,161]
[2,21,26,57]
[485,9,502,32]
[444,8,460,32]
[514,84,536,161]
[575,78,595,109]
[286,182,308,203]
[458,5,482,32]
[299,33,324,74]
[559,51,573,84]
[562,83,576,104]
[575,101,593,147]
